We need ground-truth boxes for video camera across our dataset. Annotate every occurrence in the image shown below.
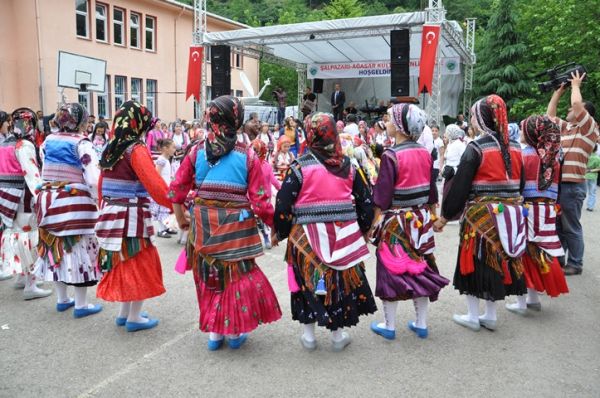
[536,63,587,93]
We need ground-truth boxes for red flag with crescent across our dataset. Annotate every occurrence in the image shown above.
[186,46,203,101]
[418,25,441,95]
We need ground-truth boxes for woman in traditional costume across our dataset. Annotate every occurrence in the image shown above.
[369,104,449,341]
[505,115,568,314]
[274,113,377,351]
[170,95,281,350]
[434,95,527,332]
[95,101,172,332]
[36,103,102,318]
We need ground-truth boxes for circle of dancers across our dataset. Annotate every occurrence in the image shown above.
[4,82,598,352]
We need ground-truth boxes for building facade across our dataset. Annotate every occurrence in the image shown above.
[0,0,259,121]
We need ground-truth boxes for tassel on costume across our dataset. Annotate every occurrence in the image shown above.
[459,235,475,275]
[502,259,512,284]
[315,275,327,296]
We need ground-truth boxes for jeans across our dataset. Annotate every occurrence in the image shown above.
[586,178,597,209]
[277,107,285,126]
[557,182,587,268]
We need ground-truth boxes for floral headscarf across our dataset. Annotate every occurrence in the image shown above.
[471,94,512,177]
[445,124,465,142]
[54,103,89,133]
[99,101,153,169]
[389,103,427,141]
[306,113,350,178]
[521,115,561,191]
[11,108,37,139]
[205,95,244,165]
[276,135,291,152]
[251,138,268,161]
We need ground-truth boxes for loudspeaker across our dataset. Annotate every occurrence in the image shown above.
[313,78,324,94]
[390,29,410,97]
[211,45,231,99]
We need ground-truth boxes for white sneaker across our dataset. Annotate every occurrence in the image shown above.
[452,314,481,331]
[23,287,53,300]
[0,271,13,281]
[331,332,351,352]
[478,316,497,331]
[505,302,527,316]
[300,334,317,351]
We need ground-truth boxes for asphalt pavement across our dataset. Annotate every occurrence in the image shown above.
[1,209,599,397]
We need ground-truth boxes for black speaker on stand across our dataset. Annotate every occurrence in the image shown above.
[313,78,324,94]
[211,45,231,99]
[390,30,410,97]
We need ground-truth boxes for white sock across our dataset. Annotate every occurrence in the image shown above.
[227,334,240,339]
[331,329,344,342]
[74,286,93,309]
[378,300,398,331]
[15,273,26,287]
[23,274,40,292]
[527,289,540,305]
[303,323,316,342]
[466,295,480,323]
[158,220,168,232]
[117,302,131,318]
[515,295,527,310]
[481,300,497,321]
[128,300,148,323]
[413,297,429,329]
[55,281,69,303]
[209,332,223,341]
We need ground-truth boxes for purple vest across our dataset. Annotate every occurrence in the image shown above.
[292,153,356,224]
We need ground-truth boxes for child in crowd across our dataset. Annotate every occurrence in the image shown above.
[252,138,281,249]
[152,139,177,238]
[273,136,295,181]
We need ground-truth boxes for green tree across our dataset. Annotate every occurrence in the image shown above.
[473,0,530,114]
[323,0,365,19]
[259,62,299,106]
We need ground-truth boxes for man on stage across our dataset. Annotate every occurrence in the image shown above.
[331,83,345,122]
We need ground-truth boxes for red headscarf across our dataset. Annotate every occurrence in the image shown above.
[251,138,268,161]
[521,115,561,191]
[305,113,350,178]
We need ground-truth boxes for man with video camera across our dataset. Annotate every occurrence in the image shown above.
[547,70,599,276]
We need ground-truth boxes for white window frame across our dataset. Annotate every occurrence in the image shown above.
[113,7,125,46]
[95,3,108,43]
[97,75,111,119]
[146,79,157,116]
[76,0,89,38]
[114,75,127,111]
[78,91,92,114]
[131,78,142,103]
[145,15,156,52]
[129,12,140,49]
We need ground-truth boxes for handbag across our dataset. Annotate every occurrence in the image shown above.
[441,165,455,179]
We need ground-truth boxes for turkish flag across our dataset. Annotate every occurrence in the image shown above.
[418,25,441,95]
[186,46,203,101]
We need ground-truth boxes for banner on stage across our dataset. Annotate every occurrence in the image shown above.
[307,58,461,79]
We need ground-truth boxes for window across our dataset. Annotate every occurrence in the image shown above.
[232,48,243,69]
[236,90,243,97]
[131,78,142,103]
[145,16,156,51]
[115,75,127,110]
[97,75,111,119]
[95,3,108,42]
[130,12,140,48]
[146,79,157,115]
[113,7,125,45]
[78,91,92,114]
[205,46,211,63]
[76,0,89,38]
[206,86,212,101]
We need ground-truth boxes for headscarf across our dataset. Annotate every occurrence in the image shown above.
[99,101,153,169]
[251,138,268,162]
[336,120,345,131]
[445,124,465,142]
[205,95,244,165]
[305,113,350,178]
[11,108,38,139]
[0,111,9,129]
[521,115,561,191]
[508,123,520,142]
[389,103,427,141]
[471,94,512,177]
[375,120,386,131]
[276,135,291,152]
[54,103,89,133]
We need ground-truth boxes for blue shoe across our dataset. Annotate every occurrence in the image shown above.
[73,304,103,319]
[408,321,428,339]
[227,334,248,349]
[115,311,149,326]
[207,338,225,351]
[370,321,396,340]
[125,318,159,332]
[56,299,75,312]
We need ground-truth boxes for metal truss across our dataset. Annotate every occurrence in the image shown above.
[297,68,307,118]
[462,18,477,115]
[424,0,444,126]
[194,0,208,116]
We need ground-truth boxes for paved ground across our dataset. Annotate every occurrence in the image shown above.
[1,209,599,398]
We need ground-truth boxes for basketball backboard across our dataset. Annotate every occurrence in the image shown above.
[58,51,106,92]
